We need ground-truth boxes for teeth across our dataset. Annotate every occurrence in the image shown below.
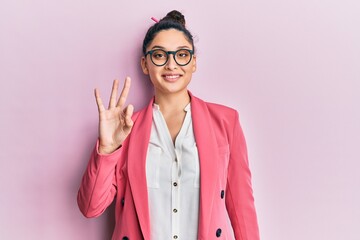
[164,75,180,79]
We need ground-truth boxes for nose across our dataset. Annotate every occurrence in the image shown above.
[165,53,177,70]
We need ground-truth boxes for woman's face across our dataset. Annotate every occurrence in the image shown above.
[141,29,196,96]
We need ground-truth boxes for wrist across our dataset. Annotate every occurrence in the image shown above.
[98,143,121,155]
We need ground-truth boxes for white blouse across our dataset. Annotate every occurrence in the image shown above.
[146,103,200,240]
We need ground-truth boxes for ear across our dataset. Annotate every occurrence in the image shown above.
[141,57,149,75]
[191,55,197,73]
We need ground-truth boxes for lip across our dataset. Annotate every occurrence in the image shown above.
[161,74,182,82]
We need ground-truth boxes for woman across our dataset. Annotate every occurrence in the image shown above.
[77,10,260,240]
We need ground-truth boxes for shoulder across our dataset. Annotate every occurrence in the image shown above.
[205,101,238,116]
[191,94,243,144]
[191,94,239,121]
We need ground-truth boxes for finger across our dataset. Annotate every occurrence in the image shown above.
[108,79,119,109]
[124,104,134,129]
[116,77,131,108]
[94,88,106,113]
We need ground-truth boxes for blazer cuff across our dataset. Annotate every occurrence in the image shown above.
[95,139,123,159]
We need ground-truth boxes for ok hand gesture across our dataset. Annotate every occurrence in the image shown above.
[94,77,134,154]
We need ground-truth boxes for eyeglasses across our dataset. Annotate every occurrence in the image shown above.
[145,49,194,67]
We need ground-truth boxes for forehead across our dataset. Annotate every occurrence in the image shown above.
[148,29,192,50]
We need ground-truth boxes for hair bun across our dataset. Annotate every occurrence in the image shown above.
[161,10,186,27]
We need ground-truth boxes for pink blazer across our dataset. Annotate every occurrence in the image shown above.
[77,93,260,240]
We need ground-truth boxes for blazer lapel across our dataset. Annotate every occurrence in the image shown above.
[127,98,154,240]
[190,93,220,239]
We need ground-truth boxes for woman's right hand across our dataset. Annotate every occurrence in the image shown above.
[94,77,134,154]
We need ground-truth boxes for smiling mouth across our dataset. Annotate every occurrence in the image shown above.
[162,74,182,81]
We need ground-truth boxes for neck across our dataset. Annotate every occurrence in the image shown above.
[154,90,190,114]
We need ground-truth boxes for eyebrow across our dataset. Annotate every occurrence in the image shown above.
[151,45,192,50]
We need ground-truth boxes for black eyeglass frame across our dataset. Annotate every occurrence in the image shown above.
[144,49,194,67]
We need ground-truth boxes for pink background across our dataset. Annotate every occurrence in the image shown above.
[1,0,359,239]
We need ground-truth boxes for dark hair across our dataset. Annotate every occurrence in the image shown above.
[142,10,195,55]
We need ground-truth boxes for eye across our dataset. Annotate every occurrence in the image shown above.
[176,50,190,58]
[152,50,167,59]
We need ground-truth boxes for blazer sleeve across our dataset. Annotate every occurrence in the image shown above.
[225,111,260,240]
[77,140,122,218]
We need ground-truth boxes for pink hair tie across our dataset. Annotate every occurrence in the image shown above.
[151,17,159,23]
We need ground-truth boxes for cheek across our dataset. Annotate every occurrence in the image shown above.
[148,68,159,77]
[147,68,162,83]
[184,65,195,74]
